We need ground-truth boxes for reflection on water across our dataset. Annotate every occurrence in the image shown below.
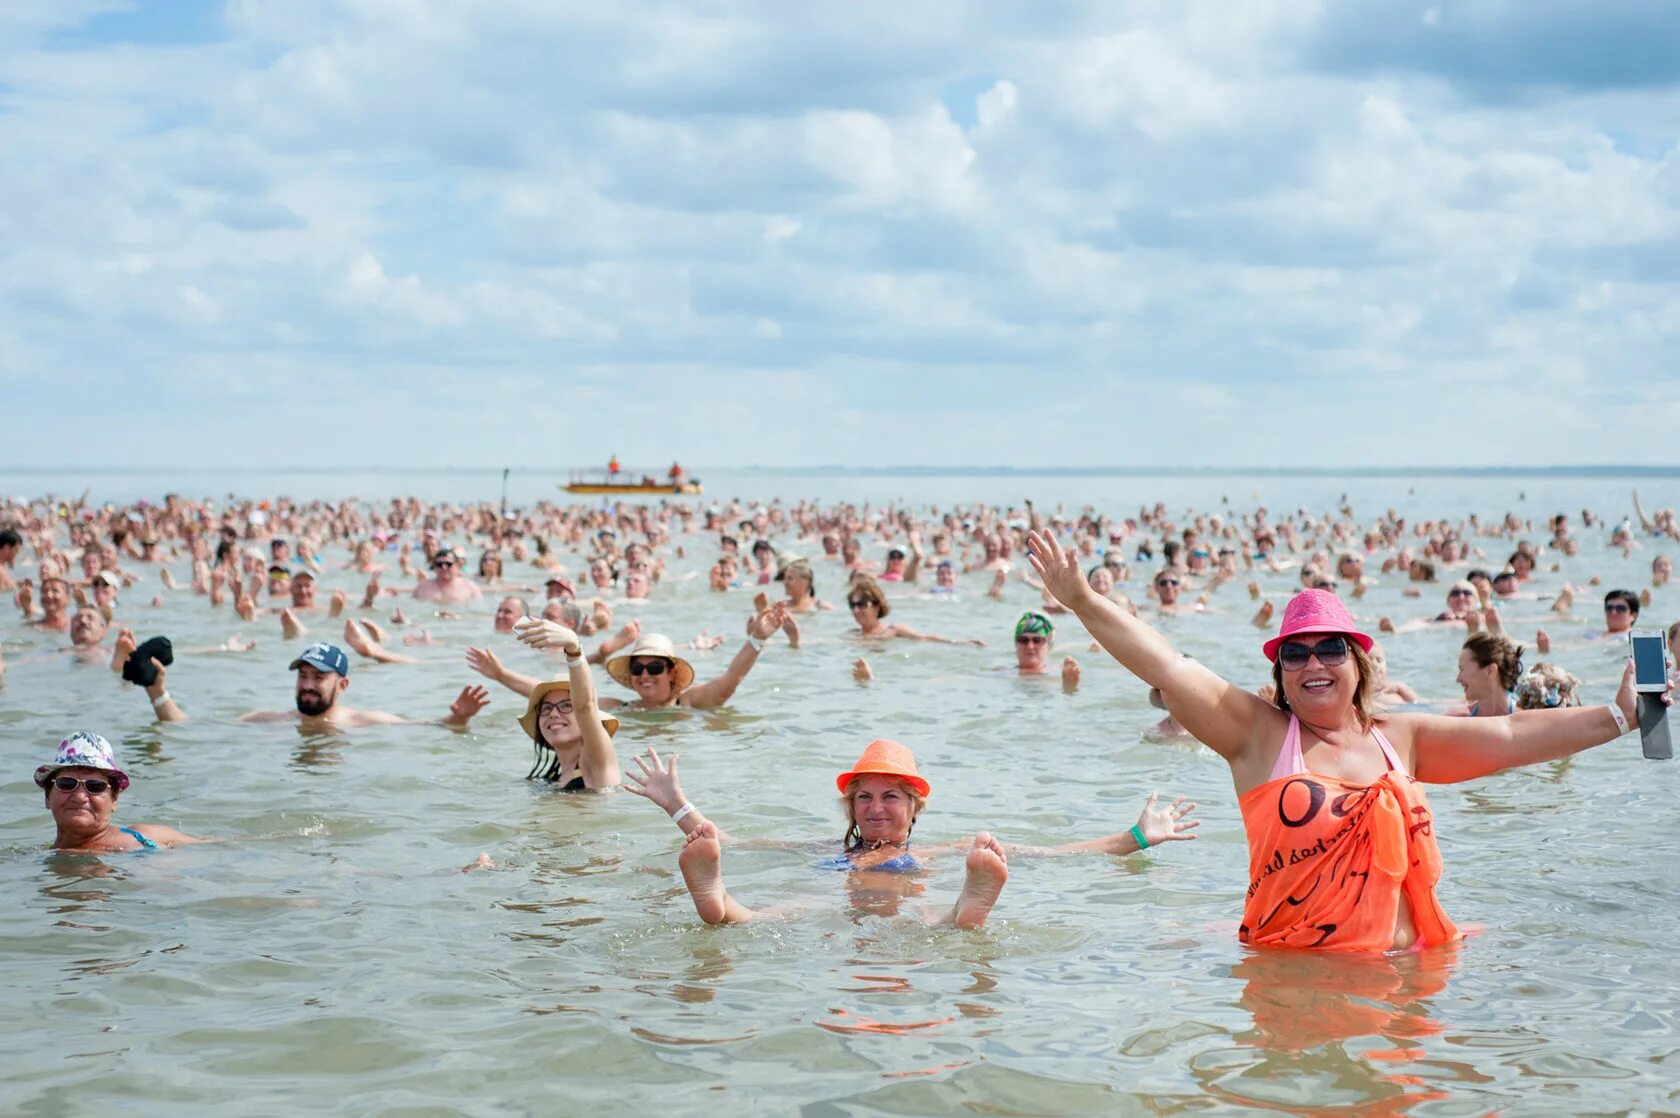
[3,475,1679,1112]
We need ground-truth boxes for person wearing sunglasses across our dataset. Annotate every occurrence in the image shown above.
[413,546,483,605]
[1600,589,1639,637]
[1011,611,1081,691]
[586,601,790,711]
[1027,530,1665,955]
[35,732,202,853]
[845,578,983,647]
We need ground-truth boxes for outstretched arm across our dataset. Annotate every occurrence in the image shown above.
[1027,530,1277,764]
[142,659,187,723]
[681,602,785,708]
[1404,661,1657,783]
[465,645,540,697]
[1002,793,1199,856]
[439,685,491,729]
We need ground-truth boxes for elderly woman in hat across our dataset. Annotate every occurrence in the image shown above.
[36,732,202,852]
[624,739,1198,926]
[518,601,790,711]
[1026,529,1666,954]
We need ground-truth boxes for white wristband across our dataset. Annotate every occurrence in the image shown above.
[565,652,584,665]
[1606,703,1630,736]
[747,635,767,652]
[150,690,172,709]
[670,802,696,824]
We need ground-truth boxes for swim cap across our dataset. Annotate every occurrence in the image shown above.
[1015,611,1054,640]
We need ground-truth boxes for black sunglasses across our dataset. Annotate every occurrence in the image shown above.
[1156,578,1179,588]
[1278,636,1351,671]
[1605,602,1632,613]
[629,658,669,677]
[53,776,111,794]
[847,598,874,609]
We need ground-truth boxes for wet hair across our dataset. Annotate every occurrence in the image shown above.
[1466,568,1492,584]
[1603,588,1639,617]
[1515,662,1581,710]
[1269,639,1381,731]
[849,577,890,618]
[0,528,21,549]
[777,559,814,592]
[1409,558,1437,582]
[1462,632,1524,691]
[839,777,925,852]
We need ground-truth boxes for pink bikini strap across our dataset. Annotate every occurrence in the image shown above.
[1268,715,1307,782]
[1369,724,1408,776]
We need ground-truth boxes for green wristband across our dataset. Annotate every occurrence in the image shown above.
[1130,823,1150,852]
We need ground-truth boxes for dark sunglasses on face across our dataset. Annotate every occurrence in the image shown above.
[1278,636,1351,671]
[1016,635,1048,645]
[1605,603,1631,613]
[847,598,874,609]
[1156,578,1179,588]
[432,560,455,569]
[1448,589,1475,598]
[629,659,669,677]
[54,776,111,794]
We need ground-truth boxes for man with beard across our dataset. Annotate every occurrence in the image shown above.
[239,642,490,729]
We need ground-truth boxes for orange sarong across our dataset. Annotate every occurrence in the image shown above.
[1238,769,1460,953]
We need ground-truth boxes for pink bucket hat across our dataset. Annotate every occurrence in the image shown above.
[1262,589,1373,662]
[34,731,130,791]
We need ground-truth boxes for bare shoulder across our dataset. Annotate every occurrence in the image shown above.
[131,823,200,845]
[344,709,405,726]
[239,710,296,723]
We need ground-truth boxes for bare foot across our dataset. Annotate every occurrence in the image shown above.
[678,821,749,925]
[950,833,1008,929]
[852,657,873,682]
[462,852,495,873]
[1536,628,1551,654]
[1060,656,1080,692]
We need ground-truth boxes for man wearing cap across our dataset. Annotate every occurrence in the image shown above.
[414,546,482,605]
[35,731,202,852]
[238,642,490,729]
[543,575,575,602]
[91,569,121,615]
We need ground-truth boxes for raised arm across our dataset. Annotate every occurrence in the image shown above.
[513,620,619,786]
[1027,529,1277,763]
[680,602,785,708]
[465,645,540,697]
[142,658,187,723]
[622,747,730,840]
[1402,662,1654,783]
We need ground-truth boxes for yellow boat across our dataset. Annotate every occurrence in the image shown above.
[562,468,701,496]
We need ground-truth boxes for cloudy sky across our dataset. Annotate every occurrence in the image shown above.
[2,1,1677,469]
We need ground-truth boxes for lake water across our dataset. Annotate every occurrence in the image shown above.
[2,469,1677,1115]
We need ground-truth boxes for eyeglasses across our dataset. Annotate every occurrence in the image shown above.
[1155,579,1179,588]
[1604,603,1632,614]
[629,659,669,676]
[847,598,875,610]
[1277,636,1351,671]
[537,700,574,716]
[432,560,456,569]
[1016,635,1048,645]
[53,776,111,795]
[1448,589,1475,598]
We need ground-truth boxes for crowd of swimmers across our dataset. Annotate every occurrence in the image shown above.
[4,486,1674,946]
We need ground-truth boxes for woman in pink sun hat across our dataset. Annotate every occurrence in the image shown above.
[1027,531,1667,955]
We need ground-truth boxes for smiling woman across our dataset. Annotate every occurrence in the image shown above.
[35,732,202,853]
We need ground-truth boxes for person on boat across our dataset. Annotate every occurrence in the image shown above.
[622,739,1199,926]
[1026,529,1663,953]
[608,455,620,477]
[36,732,203,852]
[669,462,684,484]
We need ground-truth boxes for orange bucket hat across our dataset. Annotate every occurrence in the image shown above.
[835,739,930,798]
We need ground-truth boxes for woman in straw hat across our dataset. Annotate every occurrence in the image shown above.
[510,625,623,791]
[1026,529,1667,954]
[580,600,790,711]
[36,732,203,852]
[623,739,1198,927]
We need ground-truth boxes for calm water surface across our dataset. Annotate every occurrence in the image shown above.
[2,472,1678,1115]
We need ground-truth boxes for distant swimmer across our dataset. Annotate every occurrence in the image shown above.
[1011,611,1080,692]
[622,740,1198,926]
[846,578,983,646]
[413,546,483,605]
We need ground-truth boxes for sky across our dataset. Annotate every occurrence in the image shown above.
[1,0,1678,470]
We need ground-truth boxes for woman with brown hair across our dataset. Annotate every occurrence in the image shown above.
[845,577,982,646]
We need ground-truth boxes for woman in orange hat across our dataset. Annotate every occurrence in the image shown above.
[623,739,1198,927]
[1026,529,1667,954]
